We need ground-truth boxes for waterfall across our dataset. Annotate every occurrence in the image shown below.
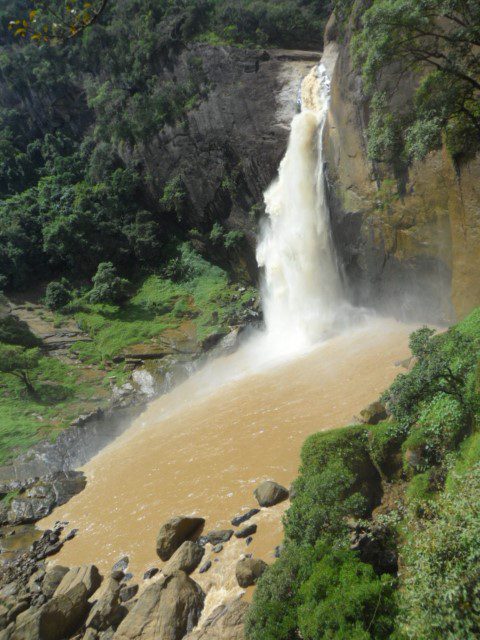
[257,64,345,351]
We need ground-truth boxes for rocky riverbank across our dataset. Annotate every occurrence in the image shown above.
[0,480,291,640]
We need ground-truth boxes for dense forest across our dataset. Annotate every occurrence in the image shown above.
[1,1,480,638]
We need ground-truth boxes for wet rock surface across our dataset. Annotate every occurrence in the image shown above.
[162,542,205,577]
[184,600,249,640]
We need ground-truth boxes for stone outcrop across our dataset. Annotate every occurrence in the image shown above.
[322,8,480,322]
[162,542,205,576]
[253,481,289,507]
[156,517,205,561]
[185,600,249,640]
[113,572,204,640]
[54,565,102,599]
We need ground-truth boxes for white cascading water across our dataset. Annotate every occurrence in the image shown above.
[257,64,345,351]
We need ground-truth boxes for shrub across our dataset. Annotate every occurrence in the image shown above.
[298,543,397,640]
[285,427,381,545]
[88,262,129,304]
[44,279,71,310]
[398,464,480,639]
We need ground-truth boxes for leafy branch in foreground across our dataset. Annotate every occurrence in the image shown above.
[9,0,109,42]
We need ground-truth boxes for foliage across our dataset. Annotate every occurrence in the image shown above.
[0,343,40,397]
[298,543,397,640]
[44,279,71,310]
[398,464,480,639]
[354,0,480,161]
[88,262,129,304]
[381,327,477,428]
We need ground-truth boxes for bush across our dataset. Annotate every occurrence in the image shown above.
[88,262,129,304]
[285,427,381,545]
[246,541,397,640]
[367,420,404,480]
[298,543,397,640]
[398,464,480,639]
[44,279,71,310]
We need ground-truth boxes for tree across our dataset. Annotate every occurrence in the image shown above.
[381,327,477,428]
[89,262,129,304]
[0,344,40,398]
[44,279,71,310]
[354,0,480,160]
[9,0,109,43]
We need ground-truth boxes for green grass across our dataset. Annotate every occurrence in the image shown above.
[0,355,108,465]
[66,246,257,363]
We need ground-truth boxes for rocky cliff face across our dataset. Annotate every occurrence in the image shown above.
[123,45,320,280]
[322,17,480,322]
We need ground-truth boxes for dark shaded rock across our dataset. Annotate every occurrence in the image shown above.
[112,557,129,574]
[231,509,259,527]
[235,558,268,588]
[273,545,283,558]
[245,537,253,546]
[212,544,223,554]
[198,561,211,574]
[206,530,233,545]
[156,516,205,561]
[234,524,257,539]
[349,520,398,575]
[65,529,78,541]
[162,542,205,576]
[119,585,138,603]
[253,481,289,507]
[113,572,204,640]
[6,602,29,624]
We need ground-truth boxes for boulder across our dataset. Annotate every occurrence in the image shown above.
[119,585,138,603]
[42,566,69,599]
[234,524,257,539]
[184,600,249,640]
[235,558,268,588]
[143,569,158,581]
[12,582,89,640]
[86,578,127,631]
[253,481,289,507]
[113,572,204,640]
[231,509,259,527]
[162,542,204,576]
[54,565,102,598]
[205,530,233,545]
[359,402,388,426]
[156,516,205,561]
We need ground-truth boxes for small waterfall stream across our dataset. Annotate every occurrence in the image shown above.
[257,64,345,351]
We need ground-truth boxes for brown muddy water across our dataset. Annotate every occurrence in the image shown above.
[41,319,415,614]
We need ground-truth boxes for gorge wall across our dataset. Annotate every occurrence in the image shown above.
[322,14,480,323]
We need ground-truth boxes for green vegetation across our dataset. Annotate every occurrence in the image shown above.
[248,307,480,639]
[352,0,480,163]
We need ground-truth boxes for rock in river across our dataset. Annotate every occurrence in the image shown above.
[235,558,268,588]
[253,481,289,507]
[156,516,205,561]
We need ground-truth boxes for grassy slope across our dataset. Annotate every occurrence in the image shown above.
[0,249,257,465]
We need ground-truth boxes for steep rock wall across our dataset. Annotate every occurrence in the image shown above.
[322,17,480,322]
[122,45,320,279]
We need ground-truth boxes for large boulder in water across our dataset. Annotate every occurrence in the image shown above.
[113,571,204,640]
[253,481,289,507]
[162,542,205,576]
[156,516,205,561]
[235,558,268,588]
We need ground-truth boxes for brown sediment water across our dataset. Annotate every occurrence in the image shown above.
[41,319,414,612]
